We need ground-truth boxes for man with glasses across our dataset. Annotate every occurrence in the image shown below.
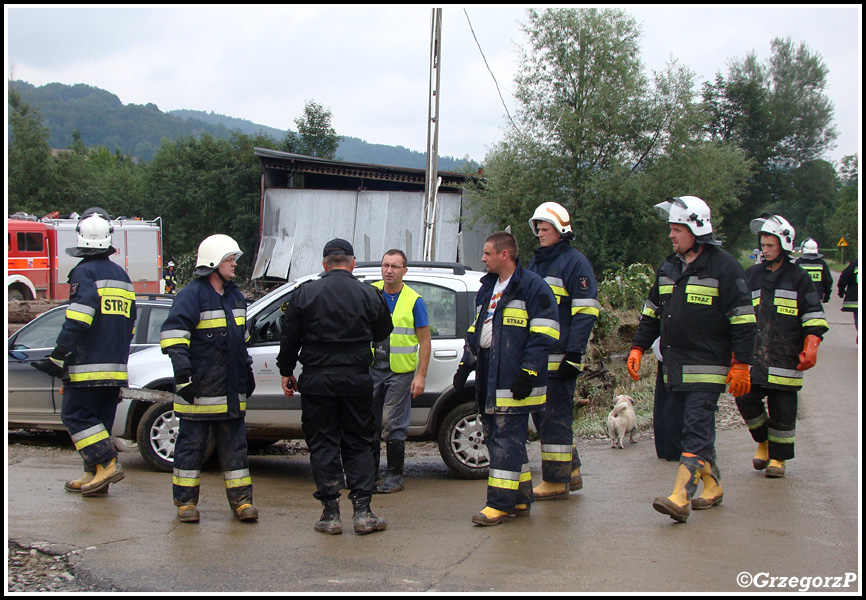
[370,250,431,494]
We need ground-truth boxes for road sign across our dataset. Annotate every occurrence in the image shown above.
[837,237,848,247]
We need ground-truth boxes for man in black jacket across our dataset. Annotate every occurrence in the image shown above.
[794,238,833,304]
[736,215,828,479]
[277,239,393,535]
[628,197,756,523]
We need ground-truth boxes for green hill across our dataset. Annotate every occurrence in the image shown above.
[9,80,470,170]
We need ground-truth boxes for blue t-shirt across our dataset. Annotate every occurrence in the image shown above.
[382,287,429,328]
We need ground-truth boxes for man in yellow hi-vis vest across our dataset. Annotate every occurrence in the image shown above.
[371,250,431,493]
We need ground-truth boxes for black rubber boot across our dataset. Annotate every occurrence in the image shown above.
[314,498,342,535]
[376,441,405,494]
[352,496,387,535]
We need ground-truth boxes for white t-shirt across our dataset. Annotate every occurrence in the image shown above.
[479,276,511,349]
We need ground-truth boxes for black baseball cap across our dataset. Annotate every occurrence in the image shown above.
[323,238,354,257]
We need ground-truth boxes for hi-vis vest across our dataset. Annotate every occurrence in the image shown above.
[373,281,420,373]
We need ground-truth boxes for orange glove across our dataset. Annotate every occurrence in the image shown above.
[797,335,821,371]
[626,347,644,381]
[726,361,751,397]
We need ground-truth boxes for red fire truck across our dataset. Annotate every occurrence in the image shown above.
[7,214,164,301]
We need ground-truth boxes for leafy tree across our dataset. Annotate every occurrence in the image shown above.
[701,37,838,249]
[471,8,751,272]
[826,154,858,255]
[294,100,341,159]
[8,86,54,214]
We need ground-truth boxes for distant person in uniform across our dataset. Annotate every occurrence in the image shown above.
[163,261,178,295]
[794,239,833,303]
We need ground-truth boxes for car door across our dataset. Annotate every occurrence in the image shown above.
[7,307,67,425]
[244,291,304,436]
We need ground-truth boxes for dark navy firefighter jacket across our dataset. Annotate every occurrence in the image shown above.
[160,276,252,420]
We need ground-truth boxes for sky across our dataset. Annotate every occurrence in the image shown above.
[5,5,862,165]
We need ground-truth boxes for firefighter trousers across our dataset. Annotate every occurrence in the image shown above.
[666,390,719,463]
[482,412,534,513]
[172,417,253,510]
[531,375,580,482]
[302,392,376,502]
[653,363,683,461]
[61,386,120,471]
[735,385,797,461]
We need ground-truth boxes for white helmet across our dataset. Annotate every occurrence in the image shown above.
[529,202,572,237]
[194,234,243,276]
[653,196,720,245]
[801,238,822,258]
[750,214,796,253]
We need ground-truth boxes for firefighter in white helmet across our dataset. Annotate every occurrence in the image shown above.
[794,238,833,303]
[160,234,258,523]
[735,215,828,479]
[629,196,756,523]
[526,202,600,502]
[33,208,137,496]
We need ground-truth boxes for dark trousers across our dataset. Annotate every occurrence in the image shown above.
[173,417,252,509]
[532,375,580,481]
[61,386,120,470]
[666,389,720,462]
[477,349,533,512]
[735,385,798,461]
[653,363,683,461]
[302,393,376,501]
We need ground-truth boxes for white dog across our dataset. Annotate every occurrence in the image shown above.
[608,395,637,449]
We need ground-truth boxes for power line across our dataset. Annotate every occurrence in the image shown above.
[463,8,523,137]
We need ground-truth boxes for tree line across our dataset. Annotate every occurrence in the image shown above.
[8,8,857,280]
[466,8,857,273]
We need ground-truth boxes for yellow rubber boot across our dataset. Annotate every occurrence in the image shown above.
[509,504,530,519]
[753,441,770,471]
[177,504,200,523]
[765,460,786,478]
[691,461,723,510]
[652,456,702,523]
[471,506,508,526]
[234,503,259,521]
[80,458,125,496]
[533,481,569,501]
[65,471,97,493]
[570,466,583,492]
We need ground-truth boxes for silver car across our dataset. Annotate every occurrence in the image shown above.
[119,262,490,479]
[7,295,174,431]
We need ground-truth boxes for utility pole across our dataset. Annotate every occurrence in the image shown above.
[423,8,442,261]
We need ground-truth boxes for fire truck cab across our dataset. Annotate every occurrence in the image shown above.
[7,214,163,301]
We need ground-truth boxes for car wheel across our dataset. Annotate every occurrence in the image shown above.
[437,401,489,479]
[136,403,214,472]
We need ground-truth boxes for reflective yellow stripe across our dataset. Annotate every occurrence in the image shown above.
[768,375,802,387]
[73,429,109,450]
[173,476,201,487]
[529,325,560,340]
[682,374,727,384]
[802,318,828,328]
[774,298,798,308]
[69,371,128,383]
[685,285,719,297]
[572,305,600,317]
[197,318,228,329]
[225,476,252,488]
[160,337,190,349]
[731,314,757,324]
[496,390,546,408]
[66,309,94,326]
[659,285,673,295]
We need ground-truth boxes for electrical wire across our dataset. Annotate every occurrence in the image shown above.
[463,8,524,137]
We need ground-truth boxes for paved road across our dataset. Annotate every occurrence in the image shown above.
[7,293,860,593]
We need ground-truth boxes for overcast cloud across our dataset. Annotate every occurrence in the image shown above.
[5,5,862,164]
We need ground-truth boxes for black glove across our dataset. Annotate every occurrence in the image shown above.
[246,364,256,397]
[558,352,584,379]
[510,369,536,401]
[823,294,831,304]
[175,373,195,403]
[32,348,69,379]
[452,361,473,391]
